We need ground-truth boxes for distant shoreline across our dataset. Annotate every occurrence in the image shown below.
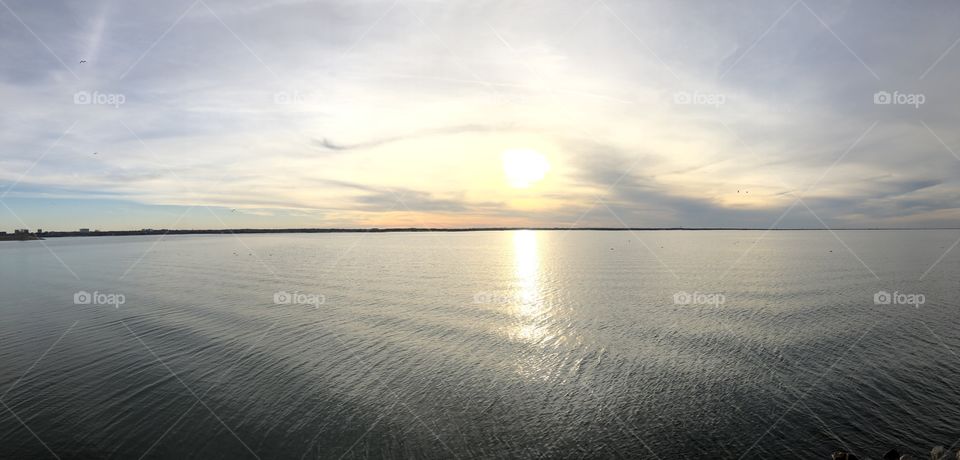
[3,226,957,240]
[0,234,42,241]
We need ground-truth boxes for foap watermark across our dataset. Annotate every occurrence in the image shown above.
[874,290,925,308]
[74,290,126,308]
[473,291,524,305]
[273,90,306,105]
[673,291,725,307]
[873,91,925,108]
[673,90,725,107]
[73,90,126,108]
[274,290,324,308]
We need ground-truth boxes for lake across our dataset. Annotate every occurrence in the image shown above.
[1,230,958,458]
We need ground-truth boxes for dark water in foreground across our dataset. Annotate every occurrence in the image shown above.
[1,230,958,459]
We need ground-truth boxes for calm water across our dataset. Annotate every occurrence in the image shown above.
[1,230,958,459]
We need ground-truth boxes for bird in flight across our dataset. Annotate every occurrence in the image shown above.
[80,60,87,64]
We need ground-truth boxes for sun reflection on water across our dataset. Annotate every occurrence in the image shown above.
[509,230,570,381]
[514,230,539,309]
[511,230,548,343]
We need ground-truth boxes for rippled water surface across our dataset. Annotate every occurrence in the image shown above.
[1,230,959,459]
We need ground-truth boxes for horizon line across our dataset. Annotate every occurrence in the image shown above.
[10,226,960,239]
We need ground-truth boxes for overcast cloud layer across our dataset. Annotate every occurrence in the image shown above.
[2,0,960,230]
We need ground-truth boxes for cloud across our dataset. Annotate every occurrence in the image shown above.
[313,123,517,151]
[1,0,959,229]
[353,187,503,214]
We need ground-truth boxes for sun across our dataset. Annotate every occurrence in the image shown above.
[502,149,550,188]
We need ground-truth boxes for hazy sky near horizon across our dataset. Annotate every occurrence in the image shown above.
[2,0,960,230]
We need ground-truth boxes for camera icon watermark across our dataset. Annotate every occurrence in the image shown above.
[73,90,126,108]
[673,90,725,107]
[874,290,925,308]
[673,291,725,307]
[74,290,126,308]
[873,91,925,108]
[274,290,324,308]
[273,90,306,105]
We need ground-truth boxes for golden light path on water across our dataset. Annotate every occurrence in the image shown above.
[511,230,550,348]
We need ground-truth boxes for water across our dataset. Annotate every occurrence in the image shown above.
[1,230,958,459]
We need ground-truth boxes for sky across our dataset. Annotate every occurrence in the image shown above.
[2,0,960,231]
